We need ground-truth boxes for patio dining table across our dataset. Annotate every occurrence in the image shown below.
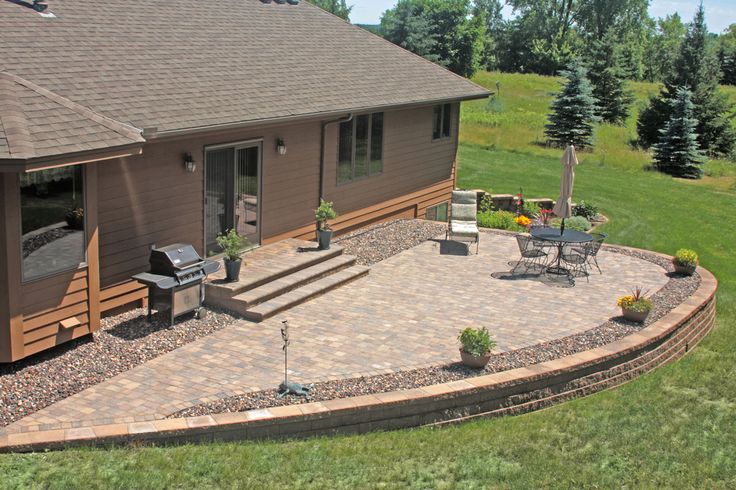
[530,227,593,276]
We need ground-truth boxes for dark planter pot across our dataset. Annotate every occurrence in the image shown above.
[317,229,333,250]
[621,307,650,323]
[673,261,697,276]
[224,258,242,283]
[460,349,492,369]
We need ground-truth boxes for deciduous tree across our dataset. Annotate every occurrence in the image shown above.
[306,0,352,21]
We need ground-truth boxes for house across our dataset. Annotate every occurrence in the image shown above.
[0,0,489,362]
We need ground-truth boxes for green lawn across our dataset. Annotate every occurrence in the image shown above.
[2,73,736,489]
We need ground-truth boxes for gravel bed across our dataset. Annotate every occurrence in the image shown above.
[335,219,447,265]
[171,230,701,419]
[22,228,74,258]
[0,308,237,428]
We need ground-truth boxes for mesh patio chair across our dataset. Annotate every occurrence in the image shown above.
[446,190,480,254]
[561,246,591,282]
[573,232,607,274]
[511,234,549,274]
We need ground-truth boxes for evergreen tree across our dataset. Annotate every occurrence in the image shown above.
[586,29,634,125]
[637,4,736,156]
[653,87,705,179]
[545,60,600,149]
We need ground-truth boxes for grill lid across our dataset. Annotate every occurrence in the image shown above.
[150,243,204,273]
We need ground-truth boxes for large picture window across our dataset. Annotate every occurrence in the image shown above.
[20,166,85,281]
[338,113,384,184]
[433,103,452,140]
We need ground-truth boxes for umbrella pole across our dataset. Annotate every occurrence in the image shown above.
[560,218,566,235]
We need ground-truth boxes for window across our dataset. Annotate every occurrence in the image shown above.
[426,202,449,222]
[433,103,452,140]
[337,113,384,184]
[20,166,85,281]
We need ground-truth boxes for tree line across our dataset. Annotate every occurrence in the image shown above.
[309,0,736,174]
[309,0,736,86]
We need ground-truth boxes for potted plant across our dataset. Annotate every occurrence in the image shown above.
[458,327,497,369]
[65,207,84,230]
[315,199,337,250]
[617,287,653,323]
[673,248,698,276]
[216,229,247,282]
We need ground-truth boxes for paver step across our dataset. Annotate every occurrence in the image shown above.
[243,265,370,322]
[232,255,358,309]
[205,243,344,305]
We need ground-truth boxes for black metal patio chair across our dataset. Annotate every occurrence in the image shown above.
[573,232,607,274]
[561,246,591,282]
[511,234,549,274]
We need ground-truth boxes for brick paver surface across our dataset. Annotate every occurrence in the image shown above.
[5,232,668,432]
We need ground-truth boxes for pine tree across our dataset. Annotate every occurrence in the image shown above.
[637,4,736,156]
[545,60,600,149]
[653,87,705,179]
[586,30,634,125]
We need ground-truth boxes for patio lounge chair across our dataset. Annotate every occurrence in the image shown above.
[446,190,480,254]
[512,234,548,274]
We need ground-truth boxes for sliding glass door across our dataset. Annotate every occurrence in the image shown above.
[204,142,261,256]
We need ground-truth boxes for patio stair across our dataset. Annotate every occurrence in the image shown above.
[204,239,369,322]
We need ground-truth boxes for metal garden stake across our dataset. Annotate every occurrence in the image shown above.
[278,320,313,399]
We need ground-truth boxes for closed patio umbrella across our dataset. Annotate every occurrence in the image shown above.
[552,145,579,235]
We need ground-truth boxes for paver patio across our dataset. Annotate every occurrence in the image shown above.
[4,232,669,433]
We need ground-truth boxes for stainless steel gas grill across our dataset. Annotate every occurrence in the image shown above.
[132,244,220,326]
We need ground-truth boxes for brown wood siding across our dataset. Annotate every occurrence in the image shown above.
[322,103,458,216]
[97,120,321,289]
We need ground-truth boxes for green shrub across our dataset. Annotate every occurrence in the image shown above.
[551,216,592,232]
[315,199,337,230]
[573,200,600,220]
[477,210,526,232]
[458,327,497,357]
[674,248,699,267]
[479,193,495,213]
[216,229,248,262]
[522,201,541,218]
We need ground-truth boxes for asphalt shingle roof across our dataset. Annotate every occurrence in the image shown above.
[0,0,490,137]
[0,72,144,161]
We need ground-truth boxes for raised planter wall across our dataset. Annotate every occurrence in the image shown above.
[0,254,718,453]
[467,190,555,212]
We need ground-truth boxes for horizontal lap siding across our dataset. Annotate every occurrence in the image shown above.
[323,104,458,215]
[97,120,322,307]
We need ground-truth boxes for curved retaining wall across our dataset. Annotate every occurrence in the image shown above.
[0,261,718,452]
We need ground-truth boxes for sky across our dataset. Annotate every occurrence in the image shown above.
[350,0,736,34]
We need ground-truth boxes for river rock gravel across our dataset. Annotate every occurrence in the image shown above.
[0,308,237,428]
[171,230,701,419]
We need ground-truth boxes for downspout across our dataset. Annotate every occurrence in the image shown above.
[318,112,353,207]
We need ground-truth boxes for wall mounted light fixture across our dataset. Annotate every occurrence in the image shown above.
[276,138,287,156]
[183,152,197,173]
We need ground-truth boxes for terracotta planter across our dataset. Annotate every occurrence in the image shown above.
[224,258,242,283]
[621,307,650,323]
[460,349,492,369]
[673,261,697,276]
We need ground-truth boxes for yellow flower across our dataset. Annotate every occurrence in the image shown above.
[515,215,532,227]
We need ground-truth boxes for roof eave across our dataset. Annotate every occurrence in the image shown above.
[152,92,491,141]
[0,143,144,173]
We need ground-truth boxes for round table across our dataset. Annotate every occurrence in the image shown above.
[530,228,594,275]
